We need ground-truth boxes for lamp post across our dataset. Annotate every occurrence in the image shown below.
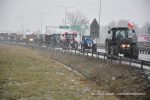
[36,12,45,34]
[0,17,7,33]
[21,16,24,34]
[99,0,102,43]
[18,16,26,34]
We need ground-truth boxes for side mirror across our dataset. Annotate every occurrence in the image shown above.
[108,31,111,34]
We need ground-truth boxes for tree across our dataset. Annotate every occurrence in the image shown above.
[117,20,128,27]
[139,22,150,34]
[107,21,116,28]
[145,22,150,34]
[66,10,89,26]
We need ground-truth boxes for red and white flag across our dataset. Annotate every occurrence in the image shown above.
[128,22,134,29]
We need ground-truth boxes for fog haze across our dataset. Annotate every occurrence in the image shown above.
[0,0,150,32]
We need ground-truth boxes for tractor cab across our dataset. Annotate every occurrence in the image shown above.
[61,32,78,42]
[108,27,135,40]
[60,32,78,49]
[105,27,139,59]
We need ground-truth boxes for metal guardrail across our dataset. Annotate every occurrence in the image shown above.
[97,43,150,55]
[2,41,150,73]
[40,46,150,72]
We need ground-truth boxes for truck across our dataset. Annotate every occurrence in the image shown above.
[81,36,97,52]
[105,27,139,59]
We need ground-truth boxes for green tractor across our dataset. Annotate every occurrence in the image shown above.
[105,27,139,59]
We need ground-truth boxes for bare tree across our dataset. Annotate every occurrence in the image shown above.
[117,20,128,27]
[66,10,89,26]
[107,21,116,28]
[144,22,150,34]
[138,22,150,34]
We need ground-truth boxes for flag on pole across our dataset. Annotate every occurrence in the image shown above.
[128,22,134,29]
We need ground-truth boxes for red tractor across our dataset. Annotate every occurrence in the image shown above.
[60,32,78,49]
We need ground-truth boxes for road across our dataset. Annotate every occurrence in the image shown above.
[97,49,150,61]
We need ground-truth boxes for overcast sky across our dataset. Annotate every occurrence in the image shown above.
[0,0,150,32]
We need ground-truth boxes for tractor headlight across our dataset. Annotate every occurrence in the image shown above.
[126,44,130,48]
[121,44,126,48]
[121,44,130,48]
[29,38,33,42]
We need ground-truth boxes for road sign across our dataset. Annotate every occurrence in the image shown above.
[90,19,99,39]
[59,26,69,29]
[70,25,81,30]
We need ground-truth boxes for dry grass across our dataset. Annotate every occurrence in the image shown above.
[0,44,118,100]
[39,46,150,100]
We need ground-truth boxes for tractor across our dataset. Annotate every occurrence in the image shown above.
[45,34,61,47]
[60,32,78,49]
[105,27,139,59]
[81,36,97,52]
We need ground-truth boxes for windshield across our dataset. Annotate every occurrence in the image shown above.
[115,30,128,39]
[66,34,74,39]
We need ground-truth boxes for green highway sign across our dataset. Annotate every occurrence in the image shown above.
[70,25,81,30]
[59,25,87,30]
[59,26,69,29]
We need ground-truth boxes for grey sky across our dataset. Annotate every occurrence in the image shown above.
[0,0,150,32]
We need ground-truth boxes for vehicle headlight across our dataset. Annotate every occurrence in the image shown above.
[121,44,130,48]
[126,44,130,48]
[29,38,33,42]
[121,44,126,48]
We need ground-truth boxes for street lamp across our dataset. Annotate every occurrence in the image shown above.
[0,17,7,33]
[36,12,46,34]
[99,0,102,42]
[17,16,26,34]
[21,16,24,34]
[57,6,75,25]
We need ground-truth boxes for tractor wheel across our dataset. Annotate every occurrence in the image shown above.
[75,42,78,49]
[110,45,119,59]
[92,44,97,52]
[124,53,130,58]
[111,45,118,56]
[105,41,110,53]
[81,43,85,52]
[105,42,111,59]
[131,45,139,59]
[107,47,111,59]
[83,45,85,52]
[72,42,78,49]
[81,44,83,50]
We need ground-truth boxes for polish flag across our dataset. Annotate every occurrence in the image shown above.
[128,22,134,29]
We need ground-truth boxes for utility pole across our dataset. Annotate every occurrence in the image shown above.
[18,16,26,34]
[0,17,7,33]
[99,0,102,43]
[40,14,43,34]
[36,12,45,34]
[57,6,75,25]
[21,16,24,34]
